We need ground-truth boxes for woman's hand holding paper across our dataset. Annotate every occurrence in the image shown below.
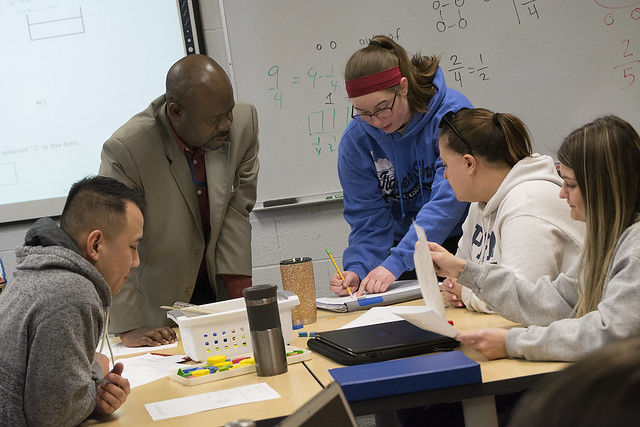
[457,328,508,360]
[420,241,467,279]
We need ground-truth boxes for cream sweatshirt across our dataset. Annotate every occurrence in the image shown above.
[455,154,584,312]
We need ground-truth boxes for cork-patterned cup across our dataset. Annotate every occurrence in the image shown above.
[279,257,317,325]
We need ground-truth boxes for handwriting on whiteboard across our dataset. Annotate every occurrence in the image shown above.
[613,39,640,89]
[446,53,490,88]
[482,0,542,25]
[594,1,640,89]
[433,0,469,33]
[265,63,349,158]
[594,0,640,26]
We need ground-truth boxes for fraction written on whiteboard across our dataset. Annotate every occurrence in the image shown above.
[446,53,490,88]
[612,39,640,90]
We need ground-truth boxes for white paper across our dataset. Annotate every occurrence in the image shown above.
[414,224,446,319]
[117,353,187,389]
[144,383,281,421]
[336,225,459,338]
[97,341,178,358]
[339,306,429,329]
[395,309,459,338]
[316,280,420,310]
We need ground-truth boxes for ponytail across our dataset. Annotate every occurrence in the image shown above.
[344,35,440,112]
[440,108,532,166]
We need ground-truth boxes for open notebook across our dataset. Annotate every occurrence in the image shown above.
[316,280,422,312]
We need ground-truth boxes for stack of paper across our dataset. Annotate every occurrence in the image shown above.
[117,353,187,389]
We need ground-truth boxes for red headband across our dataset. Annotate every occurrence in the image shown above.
[345,66,402,98]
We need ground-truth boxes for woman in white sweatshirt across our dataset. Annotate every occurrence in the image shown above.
[427,115,640,361]
[438,108,584,313]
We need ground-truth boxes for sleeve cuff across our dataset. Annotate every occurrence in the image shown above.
[505,327,526,358]
[343,264,366,283]
[460,286,476,308]
[457,261,485,293]
[381,256,405,279]
[90,359,104,381]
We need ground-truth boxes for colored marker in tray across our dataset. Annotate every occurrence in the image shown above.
[168,344,312,386]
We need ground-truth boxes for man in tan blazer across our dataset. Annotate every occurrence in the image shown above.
[99,55,259,347]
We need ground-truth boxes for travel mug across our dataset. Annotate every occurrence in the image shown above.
[243,284,287,376]
[280,257,317,325]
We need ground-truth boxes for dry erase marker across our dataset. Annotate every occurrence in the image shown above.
[325,248,352,297]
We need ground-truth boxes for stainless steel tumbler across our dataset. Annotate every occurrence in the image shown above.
[243,284,288,376]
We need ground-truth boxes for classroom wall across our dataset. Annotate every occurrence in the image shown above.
[0,1,350,298]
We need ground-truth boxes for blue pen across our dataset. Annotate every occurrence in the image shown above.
[0,258,6,285]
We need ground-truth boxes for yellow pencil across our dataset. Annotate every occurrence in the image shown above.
[325,248,352,296]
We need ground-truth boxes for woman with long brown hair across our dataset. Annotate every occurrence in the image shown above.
[426,115,640,361]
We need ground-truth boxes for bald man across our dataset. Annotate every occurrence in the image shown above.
[99,55,259,347]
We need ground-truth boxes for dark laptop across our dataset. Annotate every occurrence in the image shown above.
[277,381,357,427]
[307,320,459,365]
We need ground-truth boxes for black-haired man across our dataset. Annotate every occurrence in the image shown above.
[0,176,143,425]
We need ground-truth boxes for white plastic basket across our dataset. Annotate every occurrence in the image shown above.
[167,291,299,362]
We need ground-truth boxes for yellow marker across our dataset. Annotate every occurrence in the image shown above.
[325,248,352,296]
[191,369,210,377]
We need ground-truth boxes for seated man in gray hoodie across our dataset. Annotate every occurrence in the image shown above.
[0,176,144,425]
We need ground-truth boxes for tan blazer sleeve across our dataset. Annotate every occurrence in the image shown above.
[215,104,259,276]
[99,138,145,332]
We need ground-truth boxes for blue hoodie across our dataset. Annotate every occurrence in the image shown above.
[338,67,471,280]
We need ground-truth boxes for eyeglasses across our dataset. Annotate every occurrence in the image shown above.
[351,94,397,121]
[439,109,473,154]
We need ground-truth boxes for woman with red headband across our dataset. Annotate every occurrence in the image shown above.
[330,35,472,297]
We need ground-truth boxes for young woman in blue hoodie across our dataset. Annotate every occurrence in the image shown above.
[330,35,471,297]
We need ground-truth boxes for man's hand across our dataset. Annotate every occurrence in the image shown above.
[329,271,360,296]
[94,363,131,416]
[457,328,508,360]
[357,266,396,297]
[442,278,465,308]
[118,326,177,347]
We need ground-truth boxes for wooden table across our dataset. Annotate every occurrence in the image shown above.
[86,302,568,426]
[84,329,322,426]
[292,301,569,427]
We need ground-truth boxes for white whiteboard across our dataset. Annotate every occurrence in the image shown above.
[220,0,640,207]
[0,0,194,223]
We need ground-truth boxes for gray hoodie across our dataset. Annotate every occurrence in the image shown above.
[458,220,640,362]
[0,218,111,426]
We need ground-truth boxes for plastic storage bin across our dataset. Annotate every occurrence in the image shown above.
[167,291,300,361]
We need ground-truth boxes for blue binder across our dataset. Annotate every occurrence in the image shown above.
[329,351,481,402]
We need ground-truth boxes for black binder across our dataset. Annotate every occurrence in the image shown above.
[307,320,459,365]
